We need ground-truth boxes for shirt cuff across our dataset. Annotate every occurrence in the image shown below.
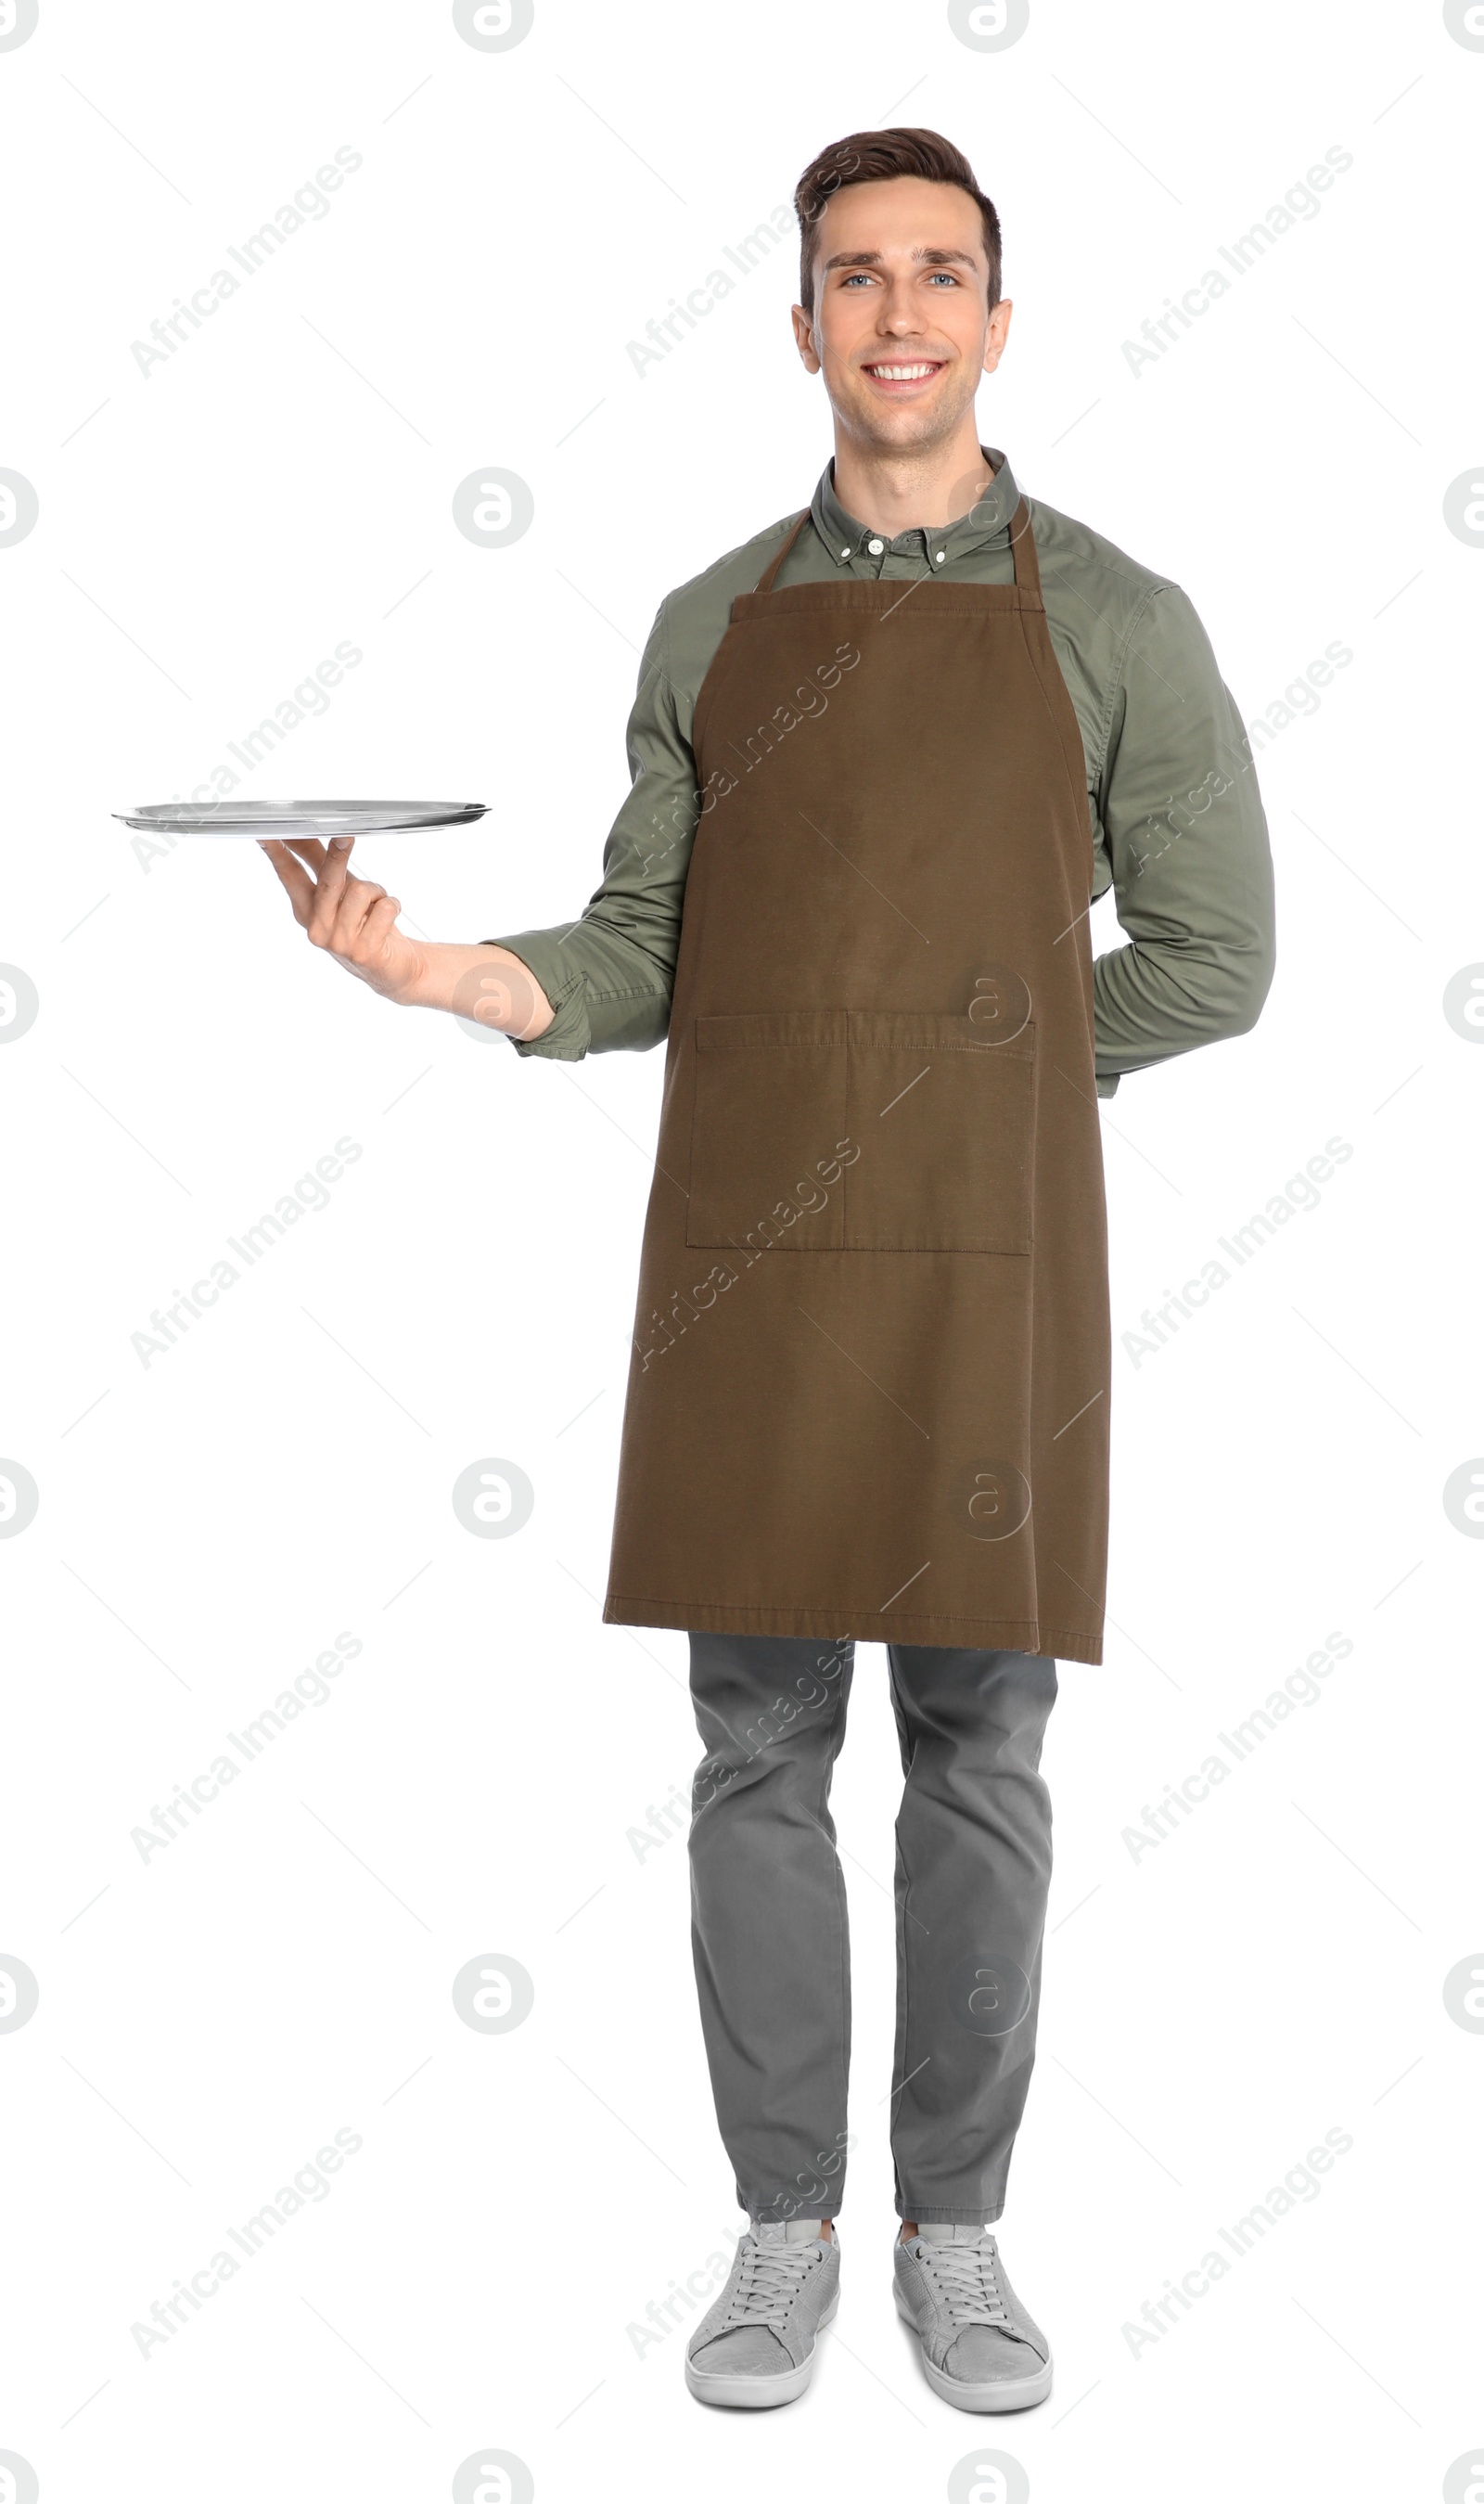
[1095,1071,1121,1098]
[478,936,591,1061]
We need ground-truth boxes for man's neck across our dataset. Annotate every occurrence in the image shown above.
[829,422,995,538]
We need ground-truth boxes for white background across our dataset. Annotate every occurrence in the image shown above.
[1,1,1480,2498]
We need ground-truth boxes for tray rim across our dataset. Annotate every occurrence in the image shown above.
[114,799,489,835]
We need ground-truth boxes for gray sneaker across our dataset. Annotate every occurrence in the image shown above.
[894,2223,1053,2411]
[685,2220,840,2408]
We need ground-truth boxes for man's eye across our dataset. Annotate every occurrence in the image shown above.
[928,271,958,285]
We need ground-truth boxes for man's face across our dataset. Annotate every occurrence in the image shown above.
[792,175,1012,453]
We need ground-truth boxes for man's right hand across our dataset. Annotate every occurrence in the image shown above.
[262,835,426,1005]
[260,834,556,1039]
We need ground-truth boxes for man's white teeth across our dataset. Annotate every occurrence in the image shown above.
[869,363,937,379]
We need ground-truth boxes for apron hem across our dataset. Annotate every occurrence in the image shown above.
[602,1595,1103,1665]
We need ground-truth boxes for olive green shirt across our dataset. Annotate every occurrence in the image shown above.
[487,448,1274,1097]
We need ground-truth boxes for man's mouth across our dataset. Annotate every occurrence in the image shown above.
[861,359,945,392]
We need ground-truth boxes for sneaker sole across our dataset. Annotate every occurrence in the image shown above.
[684,2289,838,2409]
[893,2283,1054,2412]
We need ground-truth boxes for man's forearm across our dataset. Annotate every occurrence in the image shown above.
[403,942,556,1040]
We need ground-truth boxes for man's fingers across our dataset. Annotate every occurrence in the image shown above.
[331,877,399,960]
[278,832,356,866]
[279,836,327,866]
[258,838,317,926]
[259,830,403,975]
[304,833,357,944]
[330,889,403,980]
[333,876,387,939]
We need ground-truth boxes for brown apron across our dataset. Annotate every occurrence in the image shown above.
[602,498,1110,1663]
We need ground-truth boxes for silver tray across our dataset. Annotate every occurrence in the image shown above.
[114,799,489,839]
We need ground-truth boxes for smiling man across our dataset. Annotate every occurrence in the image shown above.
[263,128,1274,2418]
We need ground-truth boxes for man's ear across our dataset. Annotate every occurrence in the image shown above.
[791,302,822,375]
[982,298,1014,378]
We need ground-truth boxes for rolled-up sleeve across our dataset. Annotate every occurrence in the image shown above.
[482,600,697,1059]
[1093,584,1275,1094]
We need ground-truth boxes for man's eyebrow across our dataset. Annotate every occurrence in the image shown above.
[821,247,980,272]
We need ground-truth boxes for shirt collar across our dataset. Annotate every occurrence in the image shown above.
[811,444,1020,569]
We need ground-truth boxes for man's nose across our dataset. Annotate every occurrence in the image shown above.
[876,291,924,333]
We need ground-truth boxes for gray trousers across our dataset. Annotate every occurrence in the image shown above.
[688,1632,1057,2228]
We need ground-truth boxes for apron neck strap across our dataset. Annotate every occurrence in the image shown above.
[1007,495,1042,600]
[754,508,812,596]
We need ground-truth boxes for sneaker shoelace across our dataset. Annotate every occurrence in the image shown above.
[917,2239,1012,2330]
[721,2239,822,2330]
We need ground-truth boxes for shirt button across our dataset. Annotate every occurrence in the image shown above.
[840,546,851,559]
[867,537,884,555]
[935,550,946,563]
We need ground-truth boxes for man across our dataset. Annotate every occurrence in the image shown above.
[262,128,1274,2415]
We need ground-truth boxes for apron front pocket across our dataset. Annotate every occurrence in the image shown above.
[687,1011,851,1251]
[844,1011,1036,1254]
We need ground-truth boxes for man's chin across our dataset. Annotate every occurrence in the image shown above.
[835,391,974,455]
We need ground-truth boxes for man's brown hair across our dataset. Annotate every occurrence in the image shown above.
[794,128,1003,317]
